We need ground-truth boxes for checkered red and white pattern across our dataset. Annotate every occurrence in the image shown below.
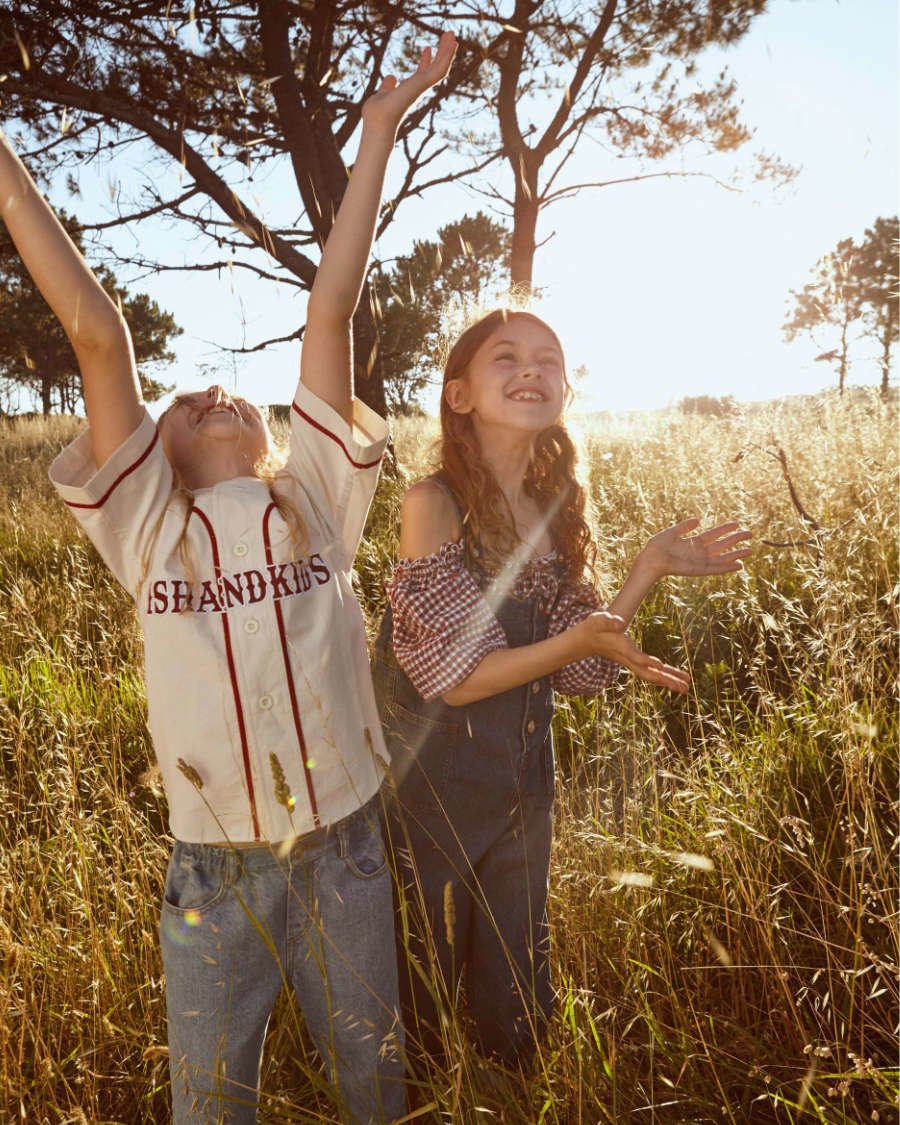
[387,540,620,701]
[388,542,508,699]
[547,581,621,695]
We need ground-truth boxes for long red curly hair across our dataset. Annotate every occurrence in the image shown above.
[438,309,596,581]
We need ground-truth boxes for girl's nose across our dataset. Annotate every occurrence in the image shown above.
[206,384,226,403]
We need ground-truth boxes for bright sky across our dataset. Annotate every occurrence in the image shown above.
[40,0,899,415]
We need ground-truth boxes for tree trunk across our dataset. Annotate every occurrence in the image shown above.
[838,316,849,395]
[880,330,891,400]
[352,286,386,417]
[41,373,52,416]
[510,168,540,292]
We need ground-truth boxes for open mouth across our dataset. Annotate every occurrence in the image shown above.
[507,388,547,403]
[201,403,239,421]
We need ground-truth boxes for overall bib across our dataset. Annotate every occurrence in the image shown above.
[372,552,557,1066]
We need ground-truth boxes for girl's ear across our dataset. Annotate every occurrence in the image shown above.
[444,378,472,414]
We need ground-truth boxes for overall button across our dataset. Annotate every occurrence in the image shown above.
[530,680,541,694]
[526,718,536,734]
[259,695,274,710]
[244,618,260,634]
[233,542,249,558]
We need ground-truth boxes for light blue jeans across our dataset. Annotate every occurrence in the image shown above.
[159,794,405,1124]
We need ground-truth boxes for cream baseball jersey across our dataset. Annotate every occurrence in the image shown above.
[49,381,390,844]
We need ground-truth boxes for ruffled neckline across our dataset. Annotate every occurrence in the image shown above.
[391,538,560,606]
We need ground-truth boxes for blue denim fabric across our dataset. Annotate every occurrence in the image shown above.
[159,794,405,1124]
[373,564,556,1066]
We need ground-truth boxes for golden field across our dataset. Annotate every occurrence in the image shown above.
[0,391,896,1123]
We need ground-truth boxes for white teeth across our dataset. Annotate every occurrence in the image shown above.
[509,390,544,402]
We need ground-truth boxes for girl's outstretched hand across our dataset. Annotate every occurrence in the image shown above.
[361,31,457,134]
[640,519,752,580]
[576,612,691,695]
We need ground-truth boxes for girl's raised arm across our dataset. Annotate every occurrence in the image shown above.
[0,128,142,466]
[606,518,753,624]
[300,32,457,424]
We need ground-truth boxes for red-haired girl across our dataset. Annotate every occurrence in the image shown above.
[1,31,457,1123]
[373,308,751,1067]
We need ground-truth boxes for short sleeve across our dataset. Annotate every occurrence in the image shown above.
[48,410,173,596]
[387,542,508,700]
[288,380,388,567]
[548,579,621,695]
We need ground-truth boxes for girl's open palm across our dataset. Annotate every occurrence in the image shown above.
[361,32,458,132]
[578,612,691,695]
[643,518,752,579]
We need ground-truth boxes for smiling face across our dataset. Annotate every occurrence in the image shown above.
[158,385,271,487]
[443,315,567,434]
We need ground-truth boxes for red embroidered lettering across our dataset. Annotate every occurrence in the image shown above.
[218,573,245,609]
[243,570,267,603]
[292,561,312,592]
[147,579,169,615]
[196,580,224,613]
[267,563,296,599]
[171,580,193,614]
[147,554,330,614]
[309,553,331,585]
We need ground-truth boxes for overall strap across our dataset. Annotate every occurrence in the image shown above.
[428,472,462,518]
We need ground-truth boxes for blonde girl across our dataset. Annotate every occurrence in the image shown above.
[1,30,457,1123]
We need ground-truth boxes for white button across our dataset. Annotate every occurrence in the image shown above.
[530,681,541,694]
[233,542,248,558]
[526,719,536,734]
[244,619,260,634]
[259,695,273,710]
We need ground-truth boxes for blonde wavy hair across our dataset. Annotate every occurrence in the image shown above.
[438,308,596,581]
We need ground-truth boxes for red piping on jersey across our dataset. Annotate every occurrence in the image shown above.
[64,429,160,510]
[190,507,261,841]
[262,503,320,828]
[291,401,382,469]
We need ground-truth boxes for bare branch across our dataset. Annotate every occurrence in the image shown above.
[541,168,740,207]
[535,0,618,162]
[377,148,506,237]
[78,187,202,231]
[204,326,305,354]
[96,250,305,288]
[1,74,319,287]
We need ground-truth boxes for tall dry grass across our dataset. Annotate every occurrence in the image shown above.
[0,393,897,1123]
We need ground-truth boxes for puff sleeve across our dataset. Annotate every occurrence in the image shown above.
[387,541,508,700]
[548,579,621,695]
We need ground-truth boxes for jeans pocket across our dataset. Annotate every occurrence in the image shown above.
[386,714,455,813]
[387,701,459,737]
[162,844,232,916]
[339,807,388,880]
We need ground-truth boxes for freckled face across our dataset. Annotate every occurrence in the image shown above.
[158,386,270,479]
[444,319,566,432]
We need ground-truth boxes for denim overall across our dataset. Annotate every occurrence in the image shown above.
[372,541,557,1066]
